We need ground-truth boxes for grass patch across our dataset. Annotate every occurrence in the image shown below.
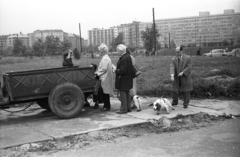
[0,56,240,99]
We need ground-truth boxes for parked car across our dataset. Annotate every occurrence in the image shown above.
[225,48,240,57]
[202,49,227,57]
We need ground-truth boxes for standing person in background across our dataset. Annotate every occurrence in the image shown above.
[170,45,193,109]
[196,48,201,56]
[115,44,133,114]
[95,44,114,111]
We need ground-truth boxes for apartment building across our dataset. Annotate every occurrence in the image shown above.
[88,27,118,48]
[6,33,29,47]
[155,9,240,47]
[118,24,129,45]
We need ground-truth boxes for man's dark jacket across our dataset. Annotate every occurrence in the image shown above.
[115,53,133,90]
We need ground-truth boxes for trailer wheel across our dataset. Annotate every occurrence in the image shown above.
[48,82,84,119]
[36,98,50,110]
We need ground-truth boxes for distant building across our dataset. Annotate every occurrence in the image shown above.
[90,9,240,50]
[28,29,67,47]
[118,21,140,48]
[88,27,118,48]
[6,33,29,47]
[0,35,10,54]
[155,9,240,47]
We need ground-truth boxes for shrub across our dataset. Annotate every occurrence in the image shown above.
[226,79,240,99]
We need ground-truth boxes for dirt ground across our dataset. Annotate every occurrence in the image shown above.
[0,112,237,157]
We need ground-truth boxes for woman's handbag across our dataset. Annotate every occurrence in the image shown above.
[132,65,141,78]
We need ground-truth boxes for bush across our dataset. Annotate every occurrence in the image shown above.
[226,79,240,99]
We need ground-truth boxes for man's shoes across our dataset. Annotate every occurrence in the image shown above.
[183,105,188,109]
[116,111,127,114]
[127,109,131,112]
[172,104,178,106]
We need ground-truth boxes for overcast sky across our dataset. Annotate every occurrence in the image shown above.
[0,0,239,39]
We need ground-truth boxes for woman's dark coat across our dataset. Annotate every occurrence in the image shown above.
[115,53,133,90]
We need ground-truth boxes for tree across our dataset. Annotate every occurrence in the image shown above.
[73,48,80,59]
[44,36,61,55]
[236,36,240,44]
[61,39,72,52]
[141,24,160,54]
[222,39,230,46]
[170,40,176,48]
[111,32,124,51]
[32,39,45,56]
[12,38,26,56]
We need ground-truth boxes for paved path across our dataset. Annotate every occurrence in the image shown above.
[0,97,239,149]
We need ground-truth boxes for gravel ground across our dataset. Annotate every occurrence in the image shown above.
[0,112,237,157]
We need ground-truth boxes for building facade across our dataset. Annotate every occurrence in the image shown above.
[88,27,118,48]
[6,33,29,47]
[155,9,240,47]
[28,29,67,47]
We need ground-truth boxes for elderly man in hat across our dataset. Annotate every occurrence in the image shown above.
[115,44,134,114]
[170,45,193,108]
[95,43,114,111]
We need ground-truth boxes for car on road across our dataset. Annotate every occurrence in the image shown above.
[202,49,227,57]
[225,48,240,57]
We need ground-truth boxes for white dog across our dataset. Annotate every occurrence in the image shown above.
[149,98,175,115]
[132,95,142,112]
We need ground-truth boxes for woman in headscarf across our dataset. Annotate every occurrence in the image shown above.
[95,44,114,111]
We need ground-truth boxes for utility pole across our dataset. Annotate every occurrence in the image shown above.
[79,23,82,54]
[169,33,171,49]
[152,8,156,55]
[199,36,201,48]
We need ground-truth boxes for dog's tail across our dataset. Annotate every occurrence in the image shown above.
[149,103,153,107]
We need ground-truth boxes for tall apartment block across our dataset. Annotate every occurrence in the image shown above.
[88,27,118,48]
[155,9,240,47]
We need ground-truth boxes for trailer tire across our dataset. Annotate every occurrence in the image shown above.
[37,98,50,110]
[49,82,84,119]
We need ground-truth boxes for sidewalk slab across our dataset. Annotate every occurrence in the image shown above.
[0,97,239,149]
[0,124,53,149]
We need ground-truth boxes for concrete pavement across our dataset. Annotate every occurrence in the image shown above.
[0,97,240,149]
